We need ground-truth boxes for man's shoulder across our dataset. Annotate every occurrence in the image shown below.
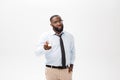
[63,31,73,37]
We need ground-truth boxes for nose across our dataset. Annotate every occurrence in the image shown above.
[57,22,61,26]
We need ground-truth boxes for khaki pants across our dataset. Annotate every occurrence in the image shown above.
[45,67,72,80]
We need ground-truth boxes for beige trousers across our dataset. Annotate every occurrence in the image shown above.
[45,67,72,80]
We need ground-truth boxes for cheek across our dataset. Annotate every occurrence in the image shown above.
[52,24,58,28]
[51,24,55,27]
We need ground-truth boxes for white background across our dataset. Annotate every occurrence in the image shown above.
[0,0,120,80]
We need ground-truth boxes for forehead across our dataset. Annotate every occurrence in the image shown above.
[51,16,62,22]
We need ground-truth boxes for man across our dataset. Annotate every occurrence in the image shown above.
[36,15,75,80]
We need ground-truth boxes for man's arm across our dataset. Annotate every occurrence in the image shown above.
[69,35,75,73]
[35,33,51,56]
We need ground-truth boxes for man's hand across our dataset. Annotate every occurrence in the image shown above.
[68,64,73,73]
[44,41,52,50]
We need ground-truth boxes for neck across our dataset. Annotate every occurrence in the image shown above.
[54,30,62,35]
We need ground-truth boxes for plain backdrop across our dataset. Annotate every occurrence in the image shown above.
[0,0,120,80]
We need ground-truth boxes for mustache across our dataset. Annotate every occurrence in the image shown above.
[52,25,64,33]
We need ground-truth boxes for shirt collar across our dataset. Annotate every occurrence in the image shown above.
[55,31,64,36]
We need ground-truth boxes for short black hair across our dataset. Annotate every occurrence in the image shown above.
[50,15,61,22]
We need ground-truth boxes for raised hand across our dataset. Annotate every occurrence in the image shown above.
[44,41,52,50]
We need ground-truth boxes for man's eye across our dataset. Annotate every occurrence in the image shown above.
[53,20,63,24]
[54,21,57,23]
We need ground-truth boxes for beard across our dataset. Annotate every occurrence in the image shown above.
[52,25,64,33]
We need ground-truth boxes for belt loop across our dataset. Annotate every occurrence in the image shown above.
[51,66,52,68]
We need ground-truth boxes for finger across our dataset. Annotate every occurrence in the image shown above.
[48,46,51,49]
[44,45,47,50]
[45,41,49,45]
[44,41,49,46]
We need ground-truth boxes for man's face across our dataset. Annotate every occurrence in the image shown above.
[50,16,64,33]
